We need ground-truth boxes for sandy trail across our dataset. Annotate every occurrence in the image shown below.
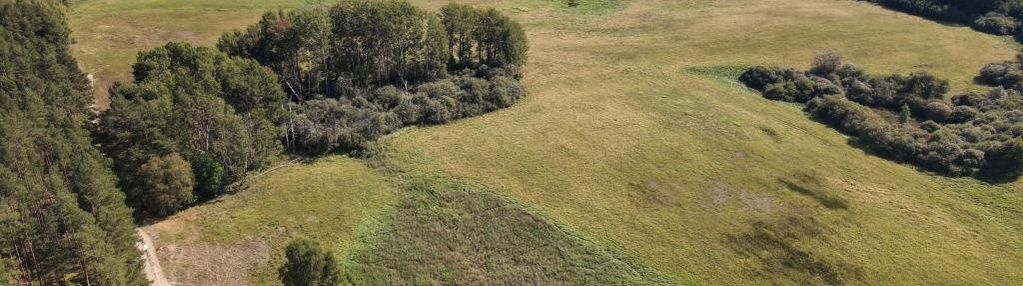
[138,228,171,286]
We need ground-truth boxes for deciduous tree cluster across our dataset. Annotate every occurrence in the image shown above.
[217,1,528,154]
[94,42,288,216]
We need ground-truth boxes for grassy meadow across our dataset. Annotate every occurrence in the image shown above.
[73,0,1023,284]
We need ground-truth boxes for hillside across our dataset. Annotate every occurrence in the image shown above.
[70,0,1023,285]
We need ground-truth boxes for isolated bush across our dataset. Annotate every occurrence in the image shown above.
[922,101,953,122]
[279,239,340,286]
[808,51,845,77]
[140,153,194,217]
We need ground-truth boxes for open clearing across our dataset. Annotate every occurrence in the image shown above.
[71,0,1023,284]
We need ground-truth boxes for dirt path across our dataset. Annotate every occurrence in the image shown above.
[138,228,171,286]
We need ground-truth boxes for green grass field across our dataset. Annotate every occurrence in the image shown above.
[74,0,1023,284]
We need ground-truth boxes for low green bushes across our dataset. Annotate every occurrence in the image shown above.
[740,52,1023,180]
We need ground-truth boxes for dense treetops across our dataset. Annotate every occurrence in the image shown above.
[95,42,287,217]
[217,0,528,154]
[440,3,528,70]
[218,1,527,97]
[741,52,1023,181]
[0,0,144,284]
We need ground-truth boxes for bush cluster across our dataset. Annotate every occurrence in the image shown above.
[866,0,1023,38]
[741,53,1023,180]
[292,66,525,154]
[977,54,1023,90]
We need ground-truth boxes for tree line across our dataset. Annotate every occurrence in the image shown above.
[865,0,1023,40]
[96,0,528,217]
[740,52,1023,181]
[0,1,145,284]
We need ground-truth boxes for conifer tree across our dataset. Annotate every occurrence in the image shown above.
[0,1,144,284]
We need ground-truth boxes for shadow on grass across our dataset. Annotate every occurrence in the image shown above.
[727,216,862,286]
[779,178,849,210]
[337,175,676,285]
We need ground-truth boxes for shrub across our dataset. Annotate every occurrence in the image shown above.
[808,51,845,77]
[739,66,789,91]
[867,0,970,24]
[293,99,385,154]
[973,12,1020,35]
[922,101,953,122]
[894,72,949,100]
[983,139,1023,178]
[279,239,340,286]
[977,57,1023,90]
[948,106,979,123]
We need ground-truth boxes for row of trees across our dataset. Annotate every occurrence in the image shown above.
[865,0,1023,39]
[740,53,1023,180]
[93,1,529,217]
[217,1,527,98]
[0,1,145,284]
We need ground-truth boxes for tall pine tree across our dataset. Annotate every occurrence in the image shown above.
[0,0,145,284]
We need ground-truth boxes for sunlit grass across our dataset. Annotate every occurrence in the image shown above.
[83,0,1023,284]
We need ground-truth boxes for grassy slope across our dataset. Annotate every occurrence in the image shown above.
[74,0,1023,285]
[69,0,331,108]
[383,0,1023,284]
[142,156,397,285]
